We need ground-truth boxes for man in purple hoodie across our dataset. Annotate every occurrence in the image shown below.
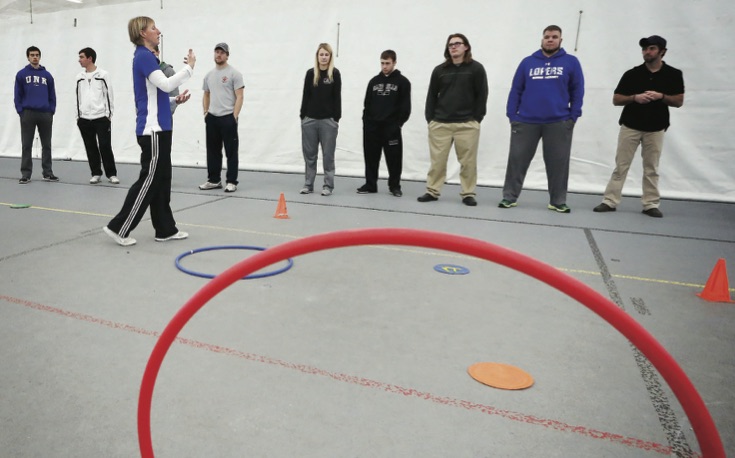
[499,25,584,213]
[14,46,58,184]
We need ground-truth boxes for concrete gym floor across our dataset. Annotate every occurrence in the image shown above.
[1,156,734,457]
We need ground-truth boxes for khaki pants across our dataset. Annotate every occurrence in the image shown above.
[602,125,665,210]
[425,120,480,197]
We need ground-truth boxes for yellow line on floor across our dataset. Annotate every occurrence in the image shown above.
[180,222,301,240]
[3,202,730,292]
[1,202,111,217]
[558,268,722,290]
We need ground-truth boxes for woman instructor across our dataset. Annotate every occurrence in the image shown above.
[104,16,195,246]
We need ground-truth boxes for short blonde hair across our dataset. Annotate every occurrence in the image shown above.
[312,43,334,87]
[128,16,154,46]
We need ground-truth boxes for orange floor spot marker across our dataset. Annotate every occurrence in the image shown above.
[697,258,733,303]
[273,192,289,219]
[468,362,534,390]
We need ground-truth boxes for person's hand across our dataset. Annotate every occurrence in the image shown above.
[184,49,196,69]
[635,92,654,104]
[175,89,191,105]
[643,90,664,101]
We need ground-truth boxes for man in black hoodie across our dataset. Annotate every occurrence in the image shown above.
[358,50,411,197]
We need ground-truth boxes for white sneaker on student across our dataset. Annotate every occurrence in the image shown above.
[155,231,189,242]
[109,176,120,184]
[224,183,237,193]
[199,181,222,190]
[90,175,101,184]
[103,226,136,246]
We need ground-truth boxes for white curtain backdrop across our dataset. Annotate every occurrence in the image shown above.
[1,0,733,202]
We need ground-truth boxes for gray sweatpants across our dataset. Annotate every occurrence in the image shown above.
[301,117,338,191]
[501,120,575,206]
[20,109,54,179]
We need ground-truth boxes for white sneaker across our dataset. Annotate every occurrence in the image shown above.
[103,226,136,246]
[90,175,101,184]
[299,187,312,194]
[224,183,237,193]
[155,231,189,242]
[109,176,120,184]
[199,181,222,190]
[321,188,332,196]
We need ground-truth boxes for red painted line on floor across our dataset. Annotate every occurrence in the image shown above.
[3,294,694,456]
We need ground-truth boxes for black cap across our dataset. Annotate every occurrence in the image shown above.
[639,35,667,49]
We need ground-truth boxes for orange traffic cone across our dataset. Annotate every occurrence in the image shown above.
[273,192,289,219]
[697,258,733,303]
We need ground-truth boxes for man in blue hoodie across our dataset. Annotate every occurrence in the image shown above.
[14,46,58,184]
[499,25,584,213]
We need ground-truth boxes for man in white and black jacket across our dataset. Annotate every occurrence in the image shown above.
[76,47,119,184]
[358,50,411,197]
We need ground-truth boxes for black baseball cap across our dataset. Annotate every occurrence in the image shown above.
[639,35,667,49]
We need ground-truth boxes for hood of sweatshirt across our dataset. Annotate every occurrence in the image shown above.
[531,47,568,61]
[378,69,403,79]
[24,64,48,72]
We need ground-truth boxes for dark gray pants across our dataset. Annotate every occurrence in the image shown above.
[501,120,575,206]
[20,109,54,179]
[301,117,338,191]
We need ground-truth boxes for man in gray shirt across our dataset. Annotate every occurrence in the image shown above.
[199,42,245,193]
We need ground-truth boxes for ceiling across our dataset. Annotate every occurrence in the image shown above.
[0,0,147,18]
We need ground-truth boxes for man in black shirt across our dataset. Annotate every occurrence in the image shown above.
[593,35,684,218]
[358,50,411,197]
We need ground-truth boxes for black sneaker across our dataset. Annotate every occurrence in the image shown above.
[593,203,616,212]
[390,188,403,197]
[356,185,377,194]
[19,177,30,184]
[642,208,663,218]
[43,174,59,182]
[462,196,477,206]
[417,193,438,202]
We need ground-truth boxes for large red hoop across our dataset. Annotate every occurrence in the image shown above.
[138,228,724,457]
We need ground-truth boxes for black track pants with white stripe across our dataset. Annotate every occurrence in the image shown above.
[107,131,178,239]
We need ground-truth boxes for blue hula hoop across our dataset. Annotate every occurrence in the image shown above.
[175,245,294,280]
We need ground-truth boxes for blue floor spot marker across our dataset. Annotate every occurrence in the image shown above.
[434,264,470,275]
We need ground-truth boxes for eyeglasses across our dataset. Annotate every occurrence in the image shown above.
[447,42,465,48]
